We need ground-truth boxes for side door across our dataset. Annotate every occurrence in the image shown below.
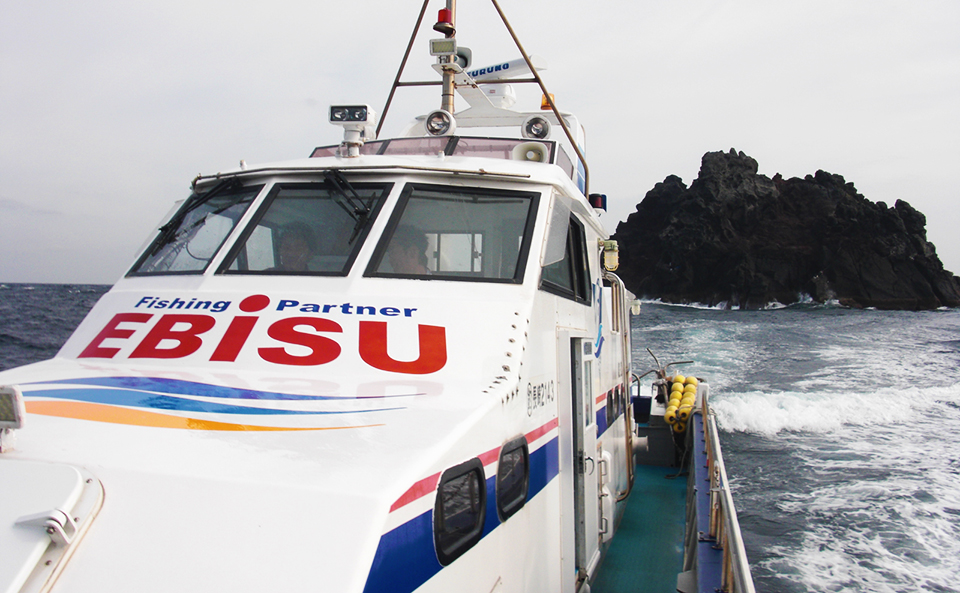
[567,336,600,591]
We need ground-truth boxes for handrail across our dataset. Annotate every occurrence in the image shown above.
[702,399,756,593]
[603,270,634,499]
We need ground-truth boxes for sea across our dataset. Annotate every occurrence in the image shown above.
[633,301,960,593]
[2,283,959,592]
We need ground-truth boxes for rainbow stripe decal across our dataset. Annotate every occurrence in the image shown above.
[22,376,402,431]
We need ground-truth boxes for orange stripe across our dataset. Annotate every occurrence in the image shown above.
[25,401,381,432]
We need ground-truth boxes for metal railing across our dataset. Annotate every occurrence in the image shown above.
[701,398,756,593]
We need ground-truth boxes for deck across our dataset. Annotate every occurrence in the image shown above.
[592,464,687,593]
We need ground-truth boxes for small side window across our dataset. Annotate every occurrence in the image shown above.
[606,384,624,426]
[496,436,530,521]
[434,458,486,565]
[540,215,590,303]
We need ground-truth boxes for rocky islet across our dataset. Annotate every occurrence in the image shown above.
[613,149,960,309]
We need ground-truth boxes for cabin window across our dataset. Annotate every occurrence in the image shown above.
[218,181,391,275]
[496,436,530,521]
[311,137,557,165]
[434,458,486,565]
[366,184,539,282]
[606,384,624,426]
[129,182,262,275]
[540,215,590,303]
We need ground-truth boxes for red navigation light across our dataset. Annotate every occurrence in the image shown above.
[434,8,455,35]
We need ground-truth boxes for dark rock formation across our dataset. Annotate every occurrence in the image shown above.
[613,149,960,310]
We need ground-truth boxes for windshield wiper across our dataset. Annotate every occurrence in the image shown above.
[325,170,374,244]
[150,178,243,256]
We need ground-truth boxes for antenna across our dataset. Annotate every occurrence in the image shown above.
[376,0,591,195]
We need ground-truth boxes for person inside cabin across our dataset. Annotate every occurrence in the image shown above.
[275,222,316,272]
[387,225,431,275]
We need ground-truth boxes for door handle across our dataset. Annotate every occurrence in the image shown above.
[584,456,595,475]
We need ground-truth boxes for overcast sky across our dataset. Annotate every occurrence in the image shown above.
[2,0,958,284]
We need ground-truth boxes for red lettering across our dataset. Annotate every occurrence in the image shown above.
[358,321,446,374]
[130,314,216,359]
[79,313,153,359]
[258,317,342,366]
[210,317,258,362]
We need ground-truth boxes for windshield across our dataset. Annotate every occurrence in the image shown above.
[129,182,262,275]
[219,180,391,275]
[366,184,539,283]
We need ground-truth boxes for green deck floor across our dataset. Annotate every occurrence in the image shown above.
[591,465,687,593]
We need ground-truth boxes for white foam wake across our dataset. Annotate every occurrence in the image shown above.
[711,382,960,436]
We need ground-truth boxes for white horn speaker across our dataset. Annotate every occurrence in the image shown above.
[512,142,549,163]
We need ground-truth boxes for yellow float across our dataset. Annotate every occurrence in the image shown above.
[664,406,678,425]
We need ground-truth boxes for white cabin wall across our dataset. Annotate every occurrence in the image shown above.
[596,286,631,505]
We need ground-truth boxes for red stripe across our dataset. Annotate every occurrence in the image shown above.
[525,417,559,444]
[478,447,500,467]
[389,472,441,512]
[388,417,559,513]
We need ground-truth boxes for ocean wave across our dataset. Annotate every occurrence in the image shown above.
[637,296,852,311]
[637,298,731,311]
[768,426,960,592]
[711,383,960,436]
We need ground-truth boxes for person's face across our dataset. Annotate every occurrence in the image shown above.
[388,242,419,274]
[279,235,310,271]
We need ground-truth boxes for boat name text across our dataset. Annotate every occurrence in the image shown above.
[526,380,555,416]
[79,294,444,374]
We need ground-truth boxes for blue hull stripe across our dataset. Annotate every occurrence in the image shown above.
[362,436,560,593]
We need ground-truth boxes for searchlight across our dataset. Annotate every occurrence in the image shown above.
[521,115,551,140]
[329,104,377,157]
[425,109,456,136]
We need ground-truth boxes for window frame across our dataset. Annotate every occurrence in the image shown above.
[539,214,591,303]
[433,457,487,566]
[606,384,625,426]
[127,183,264,277]
[365,183,541,283]
[215,179,391,276]
[496,435,530,522]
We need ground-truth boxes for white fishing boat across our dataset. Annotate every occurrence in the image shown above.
[0,2,753,592]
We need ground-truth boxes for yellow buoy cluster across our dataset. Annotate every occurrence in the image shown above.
[664,375,699,433]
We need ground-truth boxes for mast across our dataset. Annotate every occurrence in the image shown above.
[435,0,457,114]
